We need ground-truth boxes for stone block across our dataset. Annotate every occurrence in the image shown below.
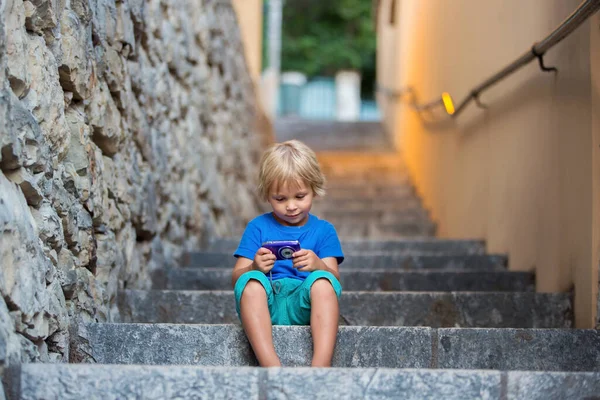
[21,33,71,158]
[85,323,432,367]
[437,328,600,371]
[20,364,261,400]
[6,0,31,98]
[58,9,95,100]
[4,168,43,206]
[340,292,571,328]
[506,371,600,399]
[86,81,123,156]
[0,90,46,172]
[118,289,572,328]
[165,268,534,292]
[23,0,63,35]
[267,368,502,400]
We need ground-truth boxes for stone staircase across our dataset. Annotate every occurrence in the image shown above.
[15,151,600,399]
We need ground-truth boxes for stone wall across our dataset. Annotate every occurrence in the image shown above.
[0,0,270,372]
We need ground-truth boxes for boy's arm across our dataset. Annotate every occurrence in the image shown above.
[231,249,277,287]
[231,257,254,287]
[319,256,340,280]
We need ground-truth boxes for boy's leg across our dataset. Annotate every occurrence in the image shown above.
[290,271,342,367]
[309,278,339,367]
[235,272,280,367]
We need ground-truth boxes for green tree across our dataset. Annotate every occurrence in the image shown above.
[279,0,376,89]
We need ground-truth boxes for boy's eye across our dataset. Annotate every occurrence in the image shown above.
[296,195,305,199]
[275,197,285,202]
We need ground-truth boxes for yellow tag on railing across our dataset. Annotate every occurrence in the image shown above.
[442,92,455,115]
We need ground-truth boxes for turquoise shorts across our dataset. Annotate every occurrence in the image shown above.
[234,270,342,325]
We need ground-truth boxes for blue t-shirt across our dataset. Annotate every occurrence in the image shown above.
[234,213,344,281]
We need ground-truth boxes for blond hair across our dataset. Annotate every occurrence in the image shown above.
[258,140,326,200]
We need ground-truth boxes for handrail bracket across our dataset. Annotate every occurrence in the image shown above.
[531,45,558,74]
[471,90,489,110]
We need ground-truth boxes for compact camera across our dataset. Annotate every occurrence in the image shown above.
[262,240,301,260]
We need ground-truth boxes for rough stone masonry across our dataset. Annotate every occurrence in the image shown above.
[0,0,270,374]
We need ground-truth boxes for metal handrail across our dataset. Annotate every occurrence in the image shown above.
[377,0,600,118]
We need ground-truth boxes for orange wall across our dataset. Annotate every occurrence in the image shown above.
[378,1,597,327]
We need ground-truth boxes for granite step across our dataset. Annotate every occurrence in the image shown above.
[315,209,431,221]
[164,268,534,292]
[324,186,416,198]
[312,199,424,212]
[118,290,572,328]
[183,252,507,270]
[78,323,599,370]
[332,221,436,238]
[202,238,487,254]
[325,179,411,189]
[19,364,600,400]
[323,215,433,229]
[370,221,437,236]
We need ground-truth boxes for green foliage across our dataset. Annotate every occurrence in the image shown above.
[279,0,376,78]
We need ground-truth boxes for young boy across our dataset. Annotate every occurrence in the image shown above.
[231,139,344,367]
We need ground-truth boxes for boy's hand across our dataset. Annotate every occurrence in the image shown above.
[292,249,324,272]
[253,247,276,273]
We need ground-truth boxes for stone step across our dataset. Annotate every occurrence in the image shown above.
[311,222,437,239]
[325,175,410,184]
[317,151,406,174]
[164,268,534,292]
[319,196,422,208]
[315,209,431,222]
[324,186,416,198]
[323,215,433,230]
[329,219,433,231]
[312,199,424,212]
[19,364,600,399]
[118,290,571,328]
[277,120,393,152]
[78,323,599,370]
[202,238,487,255]
[325,178,411,189]
[184,252,507,270]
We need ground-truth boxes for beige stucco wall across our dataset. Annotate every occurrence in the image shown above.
[378,0,598,327]
[232,0,263,86]
[592,14,600,329]
[376,0,401,140]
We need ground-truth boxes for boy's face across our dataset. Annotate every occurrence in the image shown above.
[267,180,314,226]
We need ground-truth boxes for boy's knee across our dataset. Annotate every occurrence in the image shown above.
[242,279,267,300]
[310,278,337,300]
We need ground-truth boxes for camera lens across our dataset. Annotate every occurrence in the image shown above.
[280,247,294,259]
